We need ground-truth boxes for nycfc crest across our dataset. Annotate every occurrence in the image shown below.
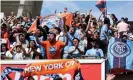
[110,41,131,57]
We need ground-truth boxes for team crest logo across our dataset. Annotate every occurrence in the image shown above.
[49,46,57,55]
[110,41,131,57]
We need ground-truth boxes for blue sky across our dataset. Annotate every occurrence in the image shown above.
[41,0,133,21]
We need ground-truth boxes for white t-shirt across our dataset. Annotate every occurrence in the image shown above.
[1,51,13,58]
[117,21,129,32]
[25,48,40,59]
[79,38,87,48]
[68,46,84,55]
[13,52,23,60]
[85,48,104,57]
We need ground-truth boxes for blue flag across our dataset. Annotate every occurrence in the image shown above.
[107,37,133,70]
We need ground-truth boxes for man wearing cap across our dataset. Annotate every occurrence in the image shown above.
[35,29,66,59]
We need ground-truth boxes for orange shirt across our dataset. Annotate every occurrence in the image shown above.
[3,32,9,38]
[42,40,65,59]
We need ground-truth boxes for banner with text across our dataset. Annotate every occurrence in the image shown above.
[1,60,103,80]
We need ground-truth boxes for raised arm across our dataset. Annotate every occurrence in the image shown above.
[88,9,92,15]
[85,14,92,32]
[34,29,43,46]
[62,17,67,33]
[10,45,16,54]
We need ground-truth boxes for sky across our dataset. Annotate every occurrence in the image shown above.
[41,0,133,21]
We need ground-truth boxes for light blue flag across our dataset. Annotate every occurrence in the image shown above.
[41,14,63,29]
[107,37,133,70]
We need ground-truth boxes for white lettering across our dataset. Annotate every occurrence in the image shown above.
[54,63,59,69]
[115,45,126,54]
[49,64,54,70]
[58,63,63,69]
[43,63,64,70]
[71,61,75,66]
[24,65,42,72]
[65,61,75,67]
[43,64,48,70]
[24,67,30,73]
[30,66,35,72]
[65,61,71,67]
[36,65,42,71]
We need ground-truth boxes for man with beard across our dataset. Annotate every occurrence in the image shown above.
[35,29,66,59]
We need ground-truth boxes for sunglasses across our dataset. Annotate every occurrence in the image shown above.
[48,31,56,37]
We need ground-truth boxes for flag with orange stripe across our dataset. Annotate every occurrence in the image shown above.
[96,0,107,17]
[27,20,37,33]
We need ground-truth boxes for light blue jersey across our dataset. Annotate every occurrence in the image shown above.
[100,24,108,40]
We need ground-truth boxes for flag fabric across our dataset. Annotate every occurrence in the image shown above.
[96,0,107,17]
[1,67,24,80]
[41,14,64,29]
[27,20,37,33]
[57,13,73,27]
[107,37,133,71]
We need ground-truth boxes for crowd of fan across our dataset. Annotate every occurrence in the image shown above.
[1,9,133,60]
